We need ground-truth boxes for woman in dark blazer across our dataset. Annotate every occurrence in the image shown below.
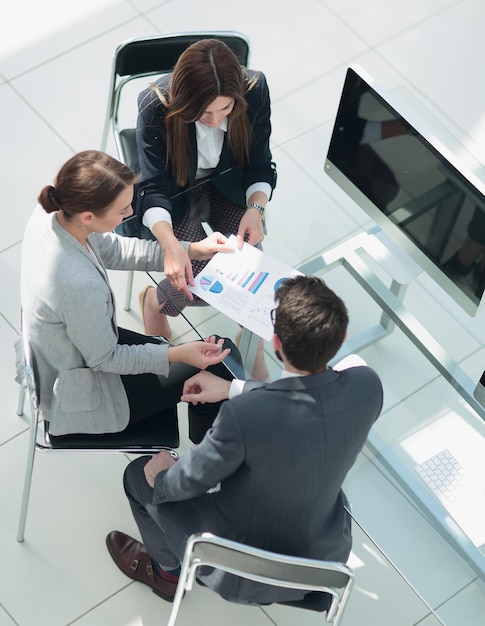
[134,39,277,346]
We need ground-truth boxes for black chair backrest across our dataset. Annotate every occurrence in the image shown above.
[115,33,250,78]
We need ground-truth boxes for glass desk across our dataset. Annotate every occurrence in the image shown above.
[144,264,458,626]
[123,212,485,622]
[140,220,485,581]
[298,230,485,579]
[149,227,485,545]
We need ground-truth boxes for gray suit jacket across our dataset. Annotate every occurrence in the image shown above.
[20,206,188,435]
[153,366,383,604]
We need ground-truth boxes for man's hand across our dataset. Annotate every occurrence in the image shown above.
[181,370,232,404]
[168,337,231,369]
[144,450,178,488]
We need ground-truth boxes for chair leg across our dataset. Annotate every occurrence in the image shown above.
[167,584,184,626]
[17,385,26,417]
[167,558,193,626]
[17,406,39,542]
[124,270,134,311]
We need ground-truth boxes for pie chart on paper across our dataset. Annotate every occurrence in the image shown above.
[199,276,224,294]
[273,277,288,292]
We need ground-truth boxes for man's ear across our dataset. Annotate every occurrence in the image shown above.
[272,333,282,352]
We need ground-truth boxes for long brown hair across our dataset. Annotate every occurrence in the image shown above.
[153,39,257,187]
[38,150,137,219]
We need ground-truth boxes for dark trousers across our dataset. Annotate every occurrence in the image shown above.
[118,328,240,443]
[124,455,181,569]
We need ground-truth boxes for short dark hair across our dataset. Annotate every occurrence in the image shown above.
[273,275,348,373]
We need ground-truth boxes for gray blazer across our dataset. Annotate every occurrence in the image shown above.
[153,366,383,604]
[20,206,188,435]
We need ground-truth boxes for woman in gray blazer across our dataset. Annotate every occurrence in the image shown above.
[20,150,234,437]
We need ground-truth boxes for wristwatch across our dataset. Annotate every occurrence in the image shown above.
[247,202,266,228]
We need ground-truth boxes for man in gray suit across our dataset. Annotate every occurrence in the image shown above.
[106,275,383,604]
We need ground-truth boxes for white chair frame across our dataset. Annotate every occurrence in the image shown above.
[168,532,354,626]
[16,316,177,543]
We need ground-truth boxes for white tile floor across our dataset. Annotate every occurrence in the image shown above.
[1,0,485,624]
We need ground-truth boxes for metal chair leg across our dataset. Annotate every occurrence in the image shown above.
[17,385,26,417]
[167,562,189,626]
[124,270,134,311]
[17,403,39,542]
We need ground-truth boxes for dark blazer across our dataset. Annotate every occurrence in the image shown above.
[134,70,276,225]
[153,366,383,604]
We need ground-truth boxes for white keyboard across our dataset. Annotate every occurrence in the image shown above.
[415,449,485,546]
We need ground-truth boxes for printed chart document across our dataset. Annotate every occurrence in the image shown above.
[189,235,301,340]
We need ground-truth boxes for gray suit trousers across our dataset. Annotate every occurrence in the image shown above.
[123,455,181,569]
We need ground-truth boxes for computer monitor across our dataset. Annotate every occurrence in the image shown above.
[325,65,485,316]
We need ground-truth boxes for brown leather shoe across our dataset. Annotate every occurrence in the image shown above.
[106,530,177,602]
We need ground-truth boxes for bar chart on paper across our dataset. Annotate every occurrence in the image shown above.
[219,269,269,293]
[190,236,301,340]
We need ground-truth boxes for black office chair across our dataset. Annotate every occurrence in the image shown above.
[168,533,354,626]
[100,31,250,310]
[16,315,179,543]
[101,31,249,163]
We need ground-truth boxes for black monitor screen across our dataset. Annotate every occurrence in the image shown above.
[325,66,485,316]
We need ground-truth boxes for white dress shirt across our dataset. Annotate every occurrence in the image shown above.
[228,368,300,398]
[142,118,271,231]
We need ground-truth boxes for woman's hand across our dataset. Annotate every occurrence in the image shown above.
[237,208,264,249]
[162,239,195,299]
[188,232,234,260]
[152,222,195,299]
[153,222,232,301]
[156,231,233,298]
[168,336,231,370]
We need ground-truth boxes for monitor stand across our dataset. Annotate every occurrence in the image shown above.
[299,225,483,418]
